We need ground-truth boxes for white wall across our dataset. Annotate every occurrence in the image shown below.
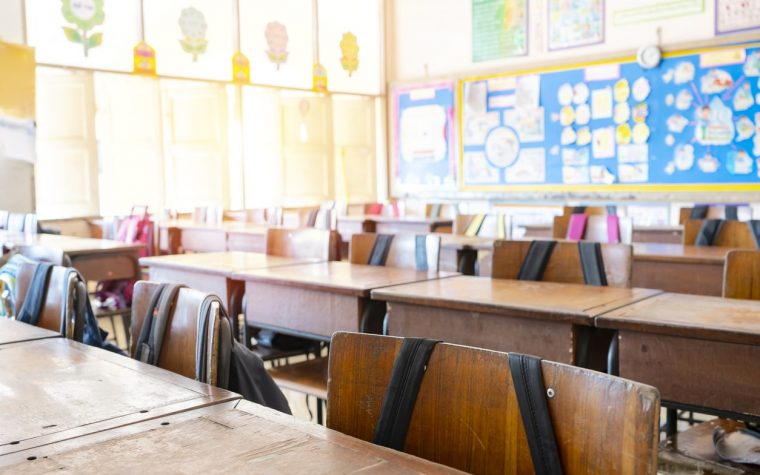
[0,0,24,44]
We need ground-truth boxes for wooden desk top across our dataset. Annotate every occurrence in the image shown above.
[0,232,143,256]
[0,400,461,473]
[158,219,270,234]
[632,243,731,264]
[0,319,59,345]
[140,251,321,276]
[233,261,458,297]
[0,338,238,455]
[596,292,760,345]
[372,276,661,325]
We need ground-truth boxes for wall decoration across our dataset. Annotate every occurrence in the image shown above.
[460,42,760,191]
[133,41,156,75]
[548,0,604,51]
[61,0,105,56]
[313,63,328,92]
[264,22,289,69]
[391,81,458,194]
[232,51,250,83]
[716,0,760,34]
[471,0,528,62]
[339,32,359,76]
[612,0,703,26]
[178,7,208,61]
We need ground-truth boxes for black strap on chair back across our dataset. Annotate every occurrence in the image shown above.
[368,234,395,266]
[373,337,440,450]
[690,205,709,219]
[16,263,54,326]
[577,242,608,286]
[517,241,557,281]
[725,205,739,221]
[414,235,429,271]
[430,203,442,218]
[135,283,184,365]
[509,353,564,475]
[571,206,586,214]
[695,219,725,246]
[748,220,760,249]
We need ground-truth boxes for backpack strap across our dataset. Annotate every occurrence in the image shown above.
[578,242,608,286]
[464,214,486,237]
[414,235,429,271]
[136,283,184,364]
[373,337,440,450]
[17,263,54,327]
[606,215,620,244]
[368,234,395,266]
[508,353,564,475]
[747,220,760,249]
[517,241,557,281]
[725,205,739,221]
[566,213,588,240]
[695,219,725,246]
[690,205,709,219]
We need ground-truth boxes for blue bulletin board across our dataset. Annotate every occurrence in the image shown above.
[459,42,760,192]
[391,81,458,195]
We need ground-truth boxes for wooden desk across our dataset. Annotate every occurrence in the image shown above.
[0,400,461,473]
[140,251,321,316]
[632,243,731,296]
[0,338,238,456]
[0,232,142,282]
[597,292,760,424]
[233,262,457,341]
[372,275,661,367]
[437,233,495,274]
[158,220,271,254]
[0,318,59,345]
[372,216,453,234]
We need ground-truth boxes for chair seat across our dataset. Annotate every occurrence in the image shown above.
[659,419,760,474]
[269,357,328,400]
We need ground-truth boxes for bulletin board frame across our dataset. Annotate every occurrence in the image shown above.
[458,41,760,193]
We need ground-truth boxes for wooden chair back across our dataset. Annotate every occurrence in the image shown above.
[454,213,511,239]
[683,219,758,248]
[723,250,760,300]
[349,233,441,271]
[425,203,458,218]
[223,208,281,225]
[130,281,225,385]
[487,240,633,288]
[678,205,750,225]
[552,214,632,244]
[562,206,608,216]
[266,227,340,261]
[14,245,72,267]
[6,213,37,233]
[14,262,86,339]
[327,332,659,475]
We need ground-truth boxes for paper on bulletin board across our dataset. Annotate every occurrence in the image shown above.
[0,42,36,121]
[471,0,528,62]
[548,0,604,50]
[715,0,760,34]
[0,117,36,164]
[612,0,704,26]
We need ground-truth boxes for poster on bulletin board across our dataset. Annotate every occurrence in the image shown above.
[460,42,760,192]
[391,81,458,195]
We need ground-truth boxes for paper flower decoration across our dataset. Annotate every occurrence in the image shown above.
[339,32,359,76]
[264,22,289,70]
[60,0,105,57]
[178,7,208,62]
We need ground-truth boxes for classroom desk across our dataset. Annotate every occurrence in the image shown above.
[437,233,495,274]
[371,275,661,366]
[631,243,731,296]
[233,261,457,341]
[597,292,760,427]
[336,215,453,243]
[158,220,271,254]
[0,400,461,474]
[0,338,239,456]
[0,232,143,282]
[140,251,322,316]
[0,318,60,345]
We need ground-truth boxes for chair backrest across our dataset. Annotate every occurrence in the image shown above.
[265,227,340,261]
[425,203,458,218]
[562,205,608,216]
[6,213,37,233]
[327,332,659,475]
[561,214,633,244]
[130,281,228,385]
[15,245,72,267]
[683,219,759,248]
[679,205,749,224]
[349,233,441,271]
[487,240,633,288]
[723,250,760,300]
[454,213,511,239]
[14,262,86,339]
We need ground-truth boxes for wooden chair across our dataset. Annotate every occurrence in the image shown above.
[484,240,633,288]
[683,219,759,248]
[454,213,511,239]
[223,208,281,225]
[679,205,750,225]
[130,281,229,386]
[14,245,72,267]
[265,228,340,261]
[350,233,441,271]
[554,214,633,244]
[562,205,609,216]
[425,203,458,218]
[723,250,760,300]
[14,262,87,340]
[327,332,660,474]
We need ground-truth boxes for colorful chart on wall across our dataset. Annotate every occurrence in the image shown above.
[460,42,760,191]
[715,0,760,34]
[548,0,604,51]
[392,81,458,194]
[471,0,528,62]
